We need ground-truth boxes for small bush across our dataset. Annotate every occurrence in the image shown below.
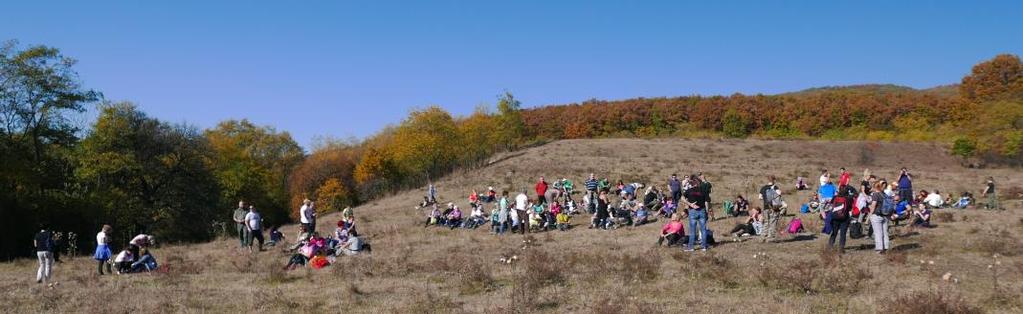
[933,212,954,223]
[882,290,980,314]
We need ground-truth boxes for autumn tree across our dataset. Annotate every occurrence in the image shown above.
[495,92,524,149]
[960,54,1023,102]
[288,144,360,218]
[204,119,304,226]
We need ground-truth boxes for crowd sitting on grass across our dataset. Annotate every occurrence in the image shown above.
[422,167,1003,257]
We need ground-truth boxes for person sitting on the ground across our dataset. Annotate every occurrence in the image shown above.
[592,191,611,229]
[616,195,637,226]
[286,225,312,252]
[114,246,134,274]
[268,226,285,247]
[335,227,363,256]
[485,187,497,203]
[944,193,954,208]
[892,195,910,224]
[660,199,677,218]
[954,192,973,209]
[796,176,808,191]
[656,214,685,247]
[728,207,763,237]
[285,238,319,270]
[912,204,932,228]
[556,210,570,231]
[468,190,480,205]
[562,178,574,195]
[447,205,463,229]
[634,204,650,226]
[614,180,626,196]
[923,190,943,208]
[734,195,750,216]
[466,205,486,229]
[130,249,158,273]
[801,192,820,214]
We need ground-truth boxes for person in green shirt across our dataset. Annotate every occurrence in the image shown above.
[562,178,574,195]
[232,201,250,248]
[598,178,610,193]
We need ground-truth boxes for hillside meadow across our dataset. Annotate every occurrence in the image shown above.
[2,139,1022,313]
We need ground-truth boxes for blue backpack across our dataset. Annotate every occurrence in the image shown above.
[877,193,896,216]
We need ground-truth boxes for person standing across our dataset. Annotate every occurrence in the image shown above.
[819,169,830,187]
[34,227,54,285]
[897,168,913,204]
[535,177,549,205]
[982,177,998,210]
[232,201,249,248]
[584,174,599,213]
[668,174,682,206]
[827,185,853,253]
[300,199,317,233]
[497,191,510,235]
[245,205,264,252]
[515,191,530,234]
[427,183,437,205]
[759,176,782,243]
[94,225,113,275]
[869,182,892,253]
[699,173,714,221]
[683,176,710,251]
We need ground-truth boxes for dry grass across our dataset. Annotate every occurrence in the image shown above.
[1,138,1022,313]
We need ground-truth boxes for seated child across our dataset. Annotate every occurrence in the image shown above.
[130,249,158,272]
[556,211,571,231]
[268,226,285,247]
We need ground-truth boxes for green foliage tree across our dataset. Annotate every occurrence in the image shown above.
[951,137,977,158]
[204,119,304,226]
[721,109,749,138]
[0,41,99,259]
[495,92,524,149]
[77,102,220,242]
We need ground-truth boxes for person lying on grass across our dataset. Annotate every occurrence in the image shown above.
[728,207,763,238]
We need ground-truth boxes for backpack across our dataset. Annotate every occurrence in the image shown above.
[764,187,782,208]
[831,196,849,220]
[878,193,896,216]
[787,218,803,234]
[849,221,864,239]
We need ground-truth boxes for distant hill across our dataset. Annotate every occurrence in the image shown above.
[779,84,959,97]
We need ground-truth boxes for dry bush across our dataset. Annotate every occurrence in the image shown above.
[456,258,496,295]
[673,251,740,288]
[886,249,908,265]
[881,289,980,314]
[933,212,954,223]
[756,258,872,295]
[971,229,1023,256]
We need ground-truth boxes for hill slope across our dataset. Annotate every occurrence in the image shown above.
[2,139,1021,313]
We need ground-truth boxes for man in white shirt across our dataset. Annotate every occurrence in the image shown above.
[245,206,264,252]
[923,190,944,209]
[515,191,529,234]
[299,199,316,233]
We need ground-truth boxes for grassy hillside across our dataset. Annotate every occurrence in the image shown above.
[2,138,1021,313]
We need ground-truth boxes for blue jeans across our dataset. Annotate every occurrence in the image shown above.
[688,209,709,250]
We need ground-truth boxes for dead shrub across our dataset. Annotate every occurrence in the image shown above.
[755,259,871,295]
[881,289,980,314]
[673,251,740,288]
[456,258,496,295]
[933,212,954,223]
[971,229,1023,256]
[886,249,908,264]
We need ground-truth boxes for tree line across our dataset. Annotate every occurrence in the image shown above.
[2,39,1020,259]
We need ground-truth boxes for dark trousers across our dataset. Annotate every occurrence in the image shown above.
[516,210,529,234]
[248,229,264,250]
[658,233,684,246]
[828,218,850,252]
[671,190,682,205]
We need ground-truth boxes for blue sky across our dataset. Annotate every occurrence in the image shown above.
[3,1,1021,148]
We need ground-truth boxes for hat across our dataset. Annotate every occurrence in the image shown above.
[488,186,494,190]
[447,202,454,207]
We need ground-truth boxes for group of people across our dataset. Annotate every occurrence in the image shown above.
[280,200,369,270]
[90,225,158,276]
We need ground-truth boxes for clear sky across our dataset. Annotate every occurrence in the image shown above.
[3,1,1022,149]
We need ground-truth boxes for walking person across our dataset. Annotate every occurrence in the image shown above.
[515,190,530,234]
[94,225,113,275]
[245,205,265,252]
[683,175,710,251]
[982,177,998,210]
[232,201,249,248]
[34,227,55,285]
[869,181,893,253]
[759,176,782,243]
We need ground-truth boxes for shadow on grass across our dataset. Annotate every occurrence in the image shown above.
[780,234,818,243]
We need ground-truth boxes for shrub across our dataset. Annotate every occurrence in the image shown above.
[952,137,977,158]
[881,290,981,314]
